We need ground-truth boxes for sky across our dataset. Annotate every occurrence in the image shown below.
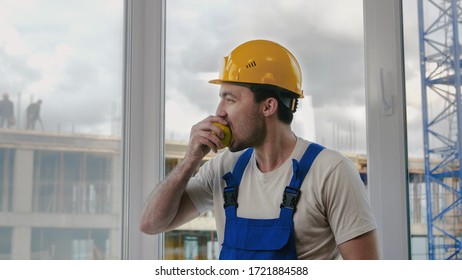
[0,0,428,157]
[0,0,123,135]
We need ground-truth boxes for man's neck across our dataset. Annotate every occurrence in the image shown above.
[254,125,297,173]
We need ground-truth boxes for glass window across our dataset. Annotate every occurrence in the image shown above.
[165,0,366,259]
[0,0,123,259]
[403,0,462,260]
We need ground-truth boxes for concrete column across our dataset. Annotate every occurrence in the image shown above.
[111,154,121,215]
[13,149,34,212]
[109,229,120,260]
[110,154,121,259]
[11,149,34,259]
[11,227,31,259]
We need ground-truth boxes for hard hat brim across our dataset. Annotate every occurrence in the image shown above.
[209,79,304,99]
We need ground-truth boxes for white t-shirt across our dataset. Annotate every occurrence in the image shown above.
[186,137,377,259]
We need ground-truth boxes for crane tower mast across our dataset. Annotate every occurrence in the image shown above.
[417,0,462,259]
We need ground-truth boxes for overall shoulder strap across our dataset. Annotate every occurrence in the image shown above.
[222,148,253,187]
[289,143,324,189]
[222,148,253,211]
[280,143,324,216]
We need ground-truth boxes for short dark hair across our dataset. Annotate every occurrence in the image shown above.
[250,85,296,124]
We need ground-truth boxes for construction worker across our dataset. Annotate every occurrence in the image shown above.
[26,99,42,130]
[0,93,15,128]
[140,40,379,259]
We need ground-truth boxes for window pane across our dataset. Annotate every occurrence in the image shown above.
[165,0,365,259]
[403,0,462,260]
[0,0,123,259]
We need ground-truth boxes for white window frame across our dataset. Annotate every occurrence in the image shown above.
[123,0,165,260]
[123,0,410,260]
[364,0,410,259]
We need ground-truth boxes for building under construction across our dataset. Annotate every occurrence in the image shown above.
[0,128,432,259]
[0,130,121,259]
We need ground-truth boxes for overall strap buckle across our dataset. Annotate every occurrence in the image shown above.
[280,186,301,212]
[221,148,253,211]
[223,186,239,208]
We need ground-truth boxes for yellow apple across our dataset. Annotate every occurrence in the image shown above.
[212,122,232,148]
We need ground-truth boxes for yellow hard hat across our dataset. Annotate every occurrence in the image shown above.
[209,39,303,98]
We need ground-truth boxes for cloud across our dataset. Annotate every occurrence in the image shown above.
[0,47,41,92]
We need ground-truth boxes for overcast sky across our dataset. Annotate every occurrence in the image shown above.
[0,0,123,135]
[0,0,426,157]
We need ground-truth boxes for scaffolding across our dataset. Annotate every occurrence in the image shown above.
[417,0,462,259]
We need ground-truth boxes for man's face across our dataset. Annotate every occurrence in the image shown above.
[215,83,266,152]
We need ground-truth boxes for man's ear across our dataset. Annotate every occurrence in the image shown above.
[261,97,278,117]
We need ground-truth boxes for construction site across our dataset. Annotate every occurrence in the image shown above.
[0,0,461,261]
[0,128,437,259]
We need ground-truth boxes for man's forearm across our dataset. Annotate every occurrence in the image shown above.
[139,156,201,235]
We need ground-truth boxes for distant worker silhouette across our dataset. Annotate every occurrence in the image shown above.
[0,93,15,128]
[26,99,43,130]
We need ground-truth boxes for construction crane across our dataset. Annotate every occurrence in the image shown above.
[417,0,462,259]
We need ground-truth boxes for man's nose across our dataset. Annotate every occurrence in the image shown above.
[215,100,226,117]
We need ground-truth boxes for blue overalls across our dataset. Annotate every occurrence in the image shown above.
[219,143,324,260]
